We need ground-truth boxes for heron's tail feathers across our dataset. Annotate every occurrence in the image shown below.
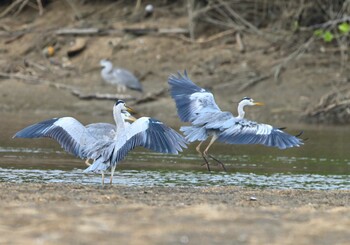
[180,126,208,142]
[83,157,109,173]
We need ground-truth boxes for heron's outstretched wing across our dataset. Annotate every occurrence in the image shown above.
[168,71,221,122]
[13,117,95,158]
[84,117,188,173]
[217,119,303,149]
[129,117,187,152]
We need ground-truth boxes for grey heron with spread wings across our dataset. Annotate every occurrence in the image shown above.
[168,71,303,171]
[14,100,187,184]
[14,109,136,167]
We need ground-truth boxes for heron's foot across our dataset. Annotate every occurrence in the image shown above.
[200,154,211,172]
[208,154,227,172]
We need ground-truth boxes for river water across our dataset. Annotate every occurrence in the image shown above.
[0,114,349,189]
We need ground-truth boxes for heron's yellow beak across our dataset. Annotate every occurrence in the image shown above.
[254,102,264,106]
[125,106,135,114]
[126,114,137,122]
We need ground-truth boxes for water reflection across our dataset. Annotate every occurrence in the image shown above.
[0,167,348,190]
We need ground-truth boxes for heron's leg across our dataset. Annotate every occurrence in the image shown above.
[201,154,211,172]
[204,135,227,171]
[208,155,227,172]
[110,164,116,185]
[195,141,203,155]
[196,141,211,172]
[101,172,105,186]
[85,159,91,166]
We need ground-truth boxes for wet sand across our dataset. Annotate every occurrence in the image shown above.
[0,183,349,244]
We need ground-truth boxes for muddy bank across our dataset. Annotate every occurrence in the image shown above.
[0,183,349,244]
[0,1,349,126]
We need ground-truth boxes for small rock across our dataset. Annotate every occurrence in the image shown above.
[249,196,257,201]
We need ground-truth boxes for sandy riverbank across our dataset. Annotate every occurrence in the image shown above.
[0,183,348,244]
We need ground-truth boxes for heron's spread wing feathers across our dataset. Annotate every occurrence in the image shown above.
[217,119,303,149]
[168,71,221,122]
[13,117,95,158]
[86,123,116,140]
[84,117,188,173]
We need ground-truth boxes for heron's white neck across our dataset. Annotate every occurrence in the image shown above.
[237,103,246,119]
[113,106,126,139]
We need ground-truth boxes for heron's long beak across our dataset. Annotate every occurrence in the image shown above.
[254,102,264,106]
[126,114,137,122]
[125,106,135,114]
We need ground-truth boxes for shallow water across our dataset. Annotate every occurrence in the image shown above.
[0,114,349,190]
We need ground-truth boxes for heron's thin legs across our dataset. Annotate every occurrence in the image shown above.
[196,141,211,172]
[208,154,227,172]
[196,141,203,154]
[101,172,105,186]
[85,159,91,166]
[203,135,227,171]
[202,155,211,172]
[203,135,217,156]
[110,165,117,185]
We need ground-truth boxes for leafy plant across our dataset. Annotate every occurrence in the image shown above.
[338,22,350,34]
[314,22,349,43]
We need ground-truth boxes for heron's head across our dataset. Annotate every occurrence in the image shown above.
[121,110,137,122]
[239,97,264,107]
[115,100,135,113]
[100,59,110,68]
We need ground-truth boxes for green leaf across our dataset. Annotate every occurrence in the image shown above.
[323,31,334,42]
[313,29,324,37]
[338,22,350,34]
[292,21,299,31]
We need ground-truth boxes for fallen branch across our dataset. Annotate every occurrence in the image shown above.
[71,90,134,101]
[272,37,314,83]
[238,74,270,92]
[54,27,188,36]
[177,29,236,44]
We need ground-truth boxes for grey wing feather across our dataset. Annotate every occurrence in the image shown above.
[180,112,234,142]
[13,117,96,158]
[217,119,303,149]
[86,123,116,140]
[168,71,221,122]
[84,117,188,173]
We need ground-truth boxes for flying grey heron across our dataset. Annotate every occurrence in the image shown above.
[82,100,187,184]
[100,59,143,92]
[13,108,136,167]
[168,71,303,171]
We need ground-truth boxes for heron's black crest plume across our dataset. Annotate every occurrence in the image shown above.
[241,97,251,101]
[115,100,125,105]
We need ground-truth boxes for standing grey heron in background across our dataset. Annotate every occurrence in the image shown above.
[82,100,187,184]
[13,108,136,167]
[168,71,303,171]
[100,59,143,92]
